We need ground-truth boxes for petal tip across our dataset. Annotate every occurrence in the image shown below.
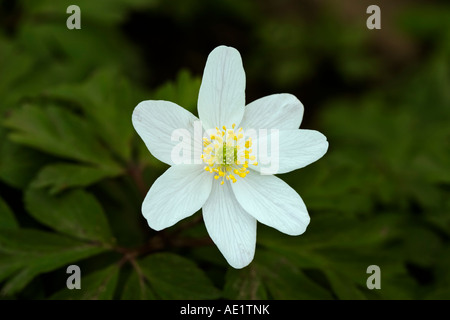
[225,251,255,269]
[144,217,166,232]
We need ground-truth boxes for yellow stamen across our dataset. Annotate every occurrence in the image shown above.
[201,125,257,184]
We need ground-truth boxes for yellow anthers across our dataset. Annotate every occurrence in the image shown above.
[201,124,256,185]
[253,162,258,166]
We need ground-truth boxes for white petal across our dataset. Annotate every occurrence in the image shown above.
[203,181,256,269]
[253,129,328,174]
[132,100,202,166]
[231,173,310,236]
[240,94,304,130]
[142,165,213,231]
[197,46,246,130]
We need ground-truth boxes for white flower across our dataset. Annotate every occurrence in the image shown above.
[132,45,328,269]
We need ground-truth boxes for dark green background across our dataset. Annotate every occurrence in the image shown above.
[0,0,449,299]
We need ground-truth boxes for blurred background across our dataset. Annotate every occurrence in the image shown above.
[0,0,449,299]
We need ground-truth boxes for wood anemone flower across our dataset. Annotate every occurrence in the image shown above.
[132,46,328,268]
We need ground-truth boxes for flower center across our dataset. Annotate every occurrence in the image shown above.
[201,124,258,184]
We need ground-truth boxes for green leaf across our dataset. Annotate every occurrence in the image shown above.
[23,0,155,25]
[4,104,120,171]
[51,264,120,300]
[0,127,49,189]
[0,38,34,111]
[121,271,157,300]
[152,69,201,115]
[47,69,142,161]
[324,270,366,300]
[138,253,221,299]
[0,229,106,295]
[30,163,121,194]
[0,196,18,229]
[254,251,333,300]
[0,255,22,283]
[25,188,114,245]
[258,213,401,253]
[223,266,268,300]
[402,225,442,267]
[425,247,450,299]
[424,288,450,300]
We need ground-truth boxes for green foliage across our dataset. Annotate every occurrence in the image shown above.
[0,126,50,189]
[121,252,222,300]
[0,197,18,230]
[0,0,449,300]
[224,265,268,300]
[30,163,118,194]
[225,250,334,300]
[51,264,120,300]
[0,229,105,295]
[21,0,156,25]
[152,69,202,115]
[25,188,114,245]
[4,104,120,170]
[46,69,142,162]
[121,271,157,300]
[136,253,221,299]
